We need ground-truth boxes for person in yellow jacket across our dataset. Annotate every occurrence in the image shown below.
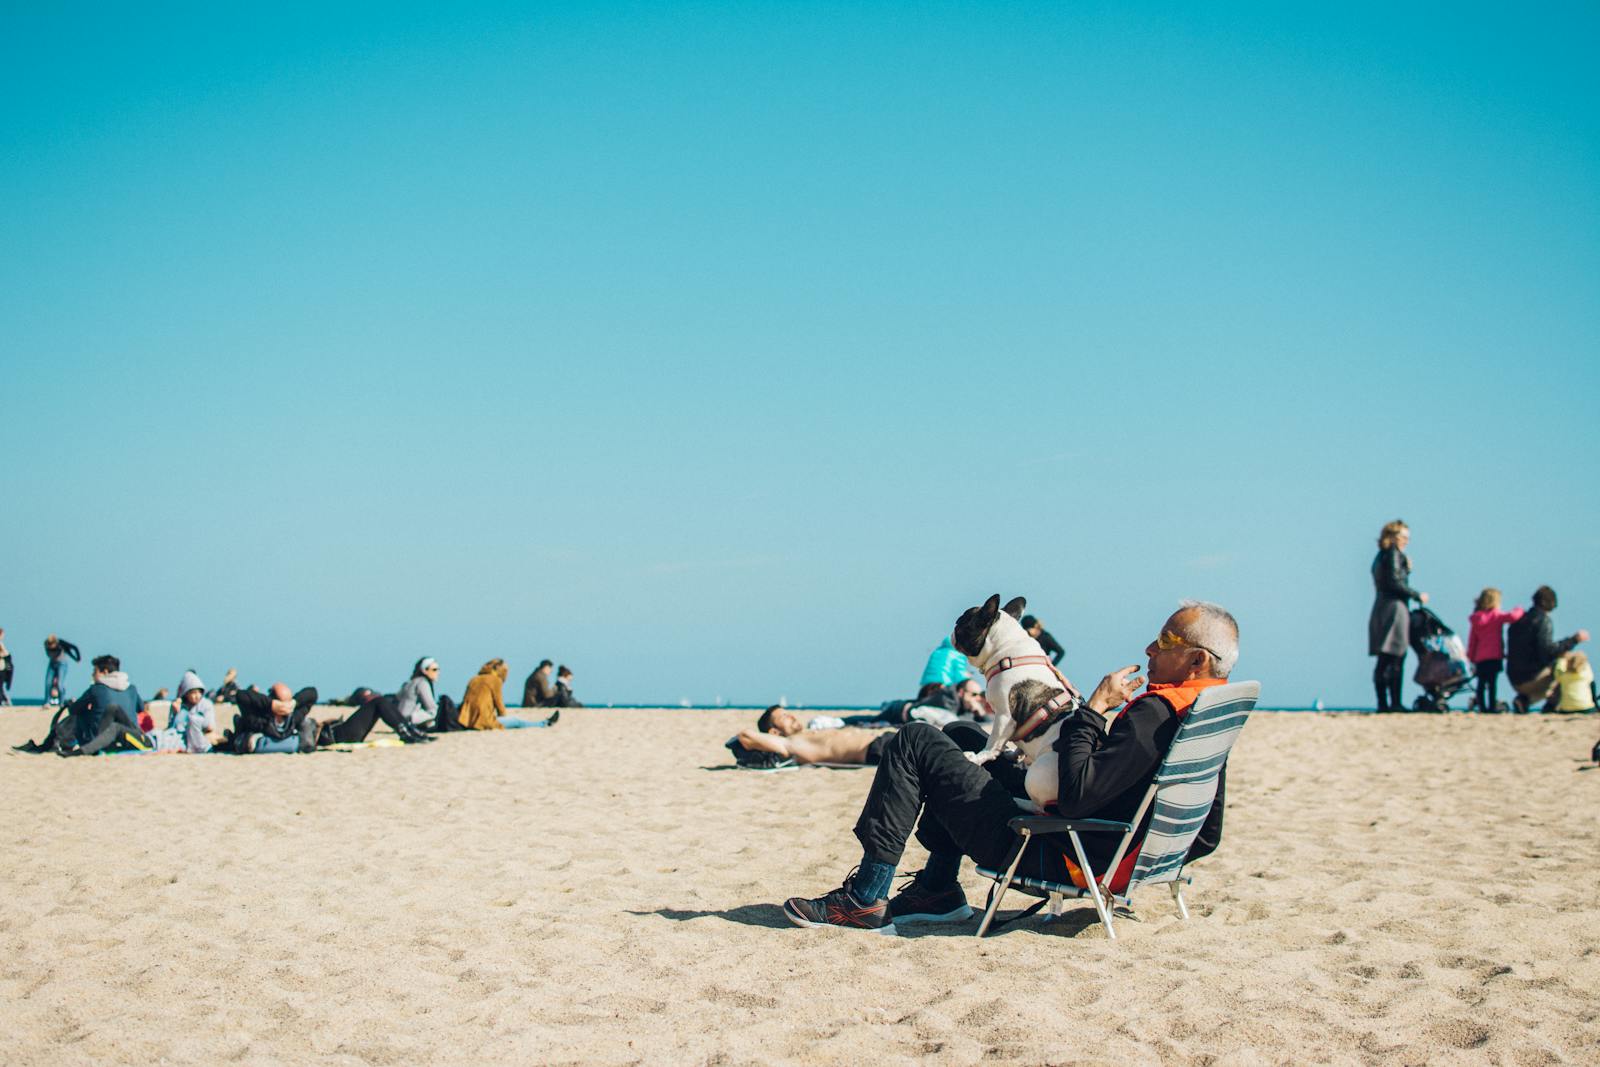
[455,659,561,730]
[1554,652,1597,712]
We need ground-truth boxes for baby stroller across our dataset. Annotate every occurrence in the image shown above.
[1408,606,1472,711]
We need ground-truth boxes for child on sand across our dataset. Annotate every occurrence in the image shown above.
[154,671,219,752]
[1553,652,1596,713]
[1467,589,1524,712]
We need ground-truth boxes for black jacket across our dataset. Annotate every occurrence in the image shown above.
[1035,628,1065,665]
[1050,693,1225,872]
[1506,608,1579,685]
[229,687,319,752]
[1371,548,1419,602]
[47,639,82,663]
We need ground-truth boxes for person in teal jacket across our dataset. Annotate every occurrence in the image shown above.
[919,637,973,689]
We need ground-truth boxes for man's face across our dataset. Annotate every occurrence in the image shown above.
[956,682,986,716]
[1144,610,1211,685]
[767,710,802,736]
[1025,622,1043,638]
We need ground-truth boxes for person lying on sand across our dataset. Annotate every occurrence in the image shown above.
[225,683,320,753]
[736,706,896,766]
[781,601,1238,935]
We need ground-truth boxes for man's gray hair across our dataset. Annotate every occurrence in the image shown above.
[1179,599,1239,677]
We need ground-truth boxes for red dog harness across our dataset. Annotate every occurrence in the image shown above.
[983,655,1084,740]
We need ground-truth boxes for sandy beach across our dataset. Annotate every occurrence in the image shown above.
[1,705,1597,1065]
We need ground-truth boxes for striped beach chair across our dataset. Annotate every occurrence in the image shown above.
[974,680,1258,940]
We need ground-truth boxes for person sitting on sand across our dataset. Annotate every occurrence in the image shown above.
[781,600,1237,934]
[153,671,221,753]
[456,659,560,730]
[398,657,457,730]
[1507,586,1589,714]
[552,665,583,708]
[210,668,240,704]
[918,636,973,689]
[736,706,898,766]
[225,683,320,753]
[62,654,149,755]
[1553,652,1597,713]
[522,660,556,707]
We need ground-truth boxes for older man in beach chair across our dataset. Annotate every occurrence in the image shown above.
[735,706,898,767]
[781,601,1239,935]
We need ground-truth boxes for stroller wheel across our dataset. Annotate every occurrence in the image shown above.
[1412,696,1432,712]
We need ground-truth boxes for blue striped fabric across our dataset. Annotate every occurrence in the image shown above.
[1129,682,1257,885]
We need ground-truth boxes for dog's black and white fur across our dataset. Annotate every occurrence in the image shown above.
[952,594,1083,810]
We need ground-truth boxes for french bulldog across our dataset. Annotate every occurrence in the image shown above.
[952,594,1083,810]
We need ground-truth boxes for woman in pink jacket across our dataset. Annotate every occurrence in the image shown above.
[1467,588,1524,712]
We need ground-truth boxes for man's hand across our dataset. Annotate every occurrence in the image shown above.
[1418,592,1430,604]
[1085,665,1145,715]
[1576,629,1591,644]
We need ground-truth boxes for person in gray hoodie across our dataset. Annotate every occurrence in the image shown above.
[155,670,219,753]
[66,654,148,755]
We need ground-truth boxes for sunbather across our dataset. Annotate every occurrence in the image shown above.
[736,706,897,766]
[781,600,1237,934]
[225,683,319,753]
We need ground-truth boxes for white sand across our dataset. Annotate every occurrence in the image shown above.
[2,705,1598,1065]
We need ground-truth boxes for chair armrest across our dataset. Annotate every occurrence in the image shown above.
[1007,816,1131,835]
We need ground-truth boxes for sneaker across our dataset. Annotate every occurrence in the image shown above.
[782,875,896,935]
[888,877,973,924]
[543,710,561,727]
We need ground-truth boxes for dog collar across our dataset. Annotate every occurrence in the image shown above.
[983,655,1057,682]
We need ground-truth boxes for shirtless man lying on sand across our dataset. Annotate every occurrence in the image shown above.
[736,706,896,766]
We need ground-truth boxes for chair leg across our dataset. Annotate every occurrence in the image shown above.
[1068,831,1116,940]
[1170,881,1190,921]
[975,830,1031,938]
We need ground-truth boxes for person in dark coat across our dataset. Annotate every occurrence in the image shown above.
[1020,615,1065,666]
[1369,520,1428,712]
[1506,586,1589,714]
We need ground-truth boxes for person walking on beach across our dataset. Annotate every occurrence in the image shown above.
[0,628,13,706]
[1467,589,1524,712]
[42,634,81,708]
[1507,586,1588,714]
[1369,521,1427,712]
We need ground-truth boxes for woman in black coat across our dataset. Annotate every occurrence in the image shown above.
[1369,519,1428,711]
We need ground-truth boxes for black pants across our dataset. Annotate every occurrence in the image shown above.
[328,695,410,743]
[851,722,1070,882]
[1473,659,1502,710]
[1374,653,1405,711]
[79,705,144,755]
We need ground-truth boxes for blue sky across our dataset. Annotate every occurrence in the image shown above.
[3,3,1596,708]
